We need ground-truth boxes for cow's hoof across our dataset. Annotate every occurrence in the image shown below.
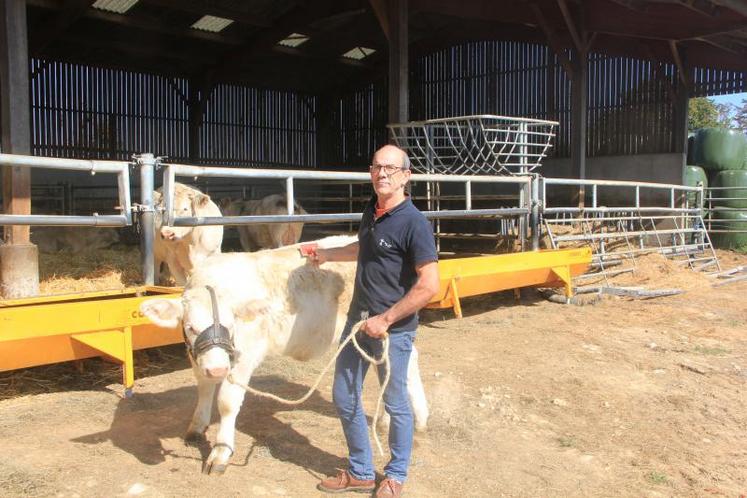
[203,462,227,475]
[184,431,205,444]
[203,446,232,475]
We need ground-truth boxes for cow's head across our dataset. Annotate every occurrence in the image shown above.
[160,190,213,242]
[140,288,267,380]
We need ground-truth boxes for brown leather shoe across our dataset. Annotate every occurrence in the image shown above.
[317,468,375,494]
[375,477,404,497]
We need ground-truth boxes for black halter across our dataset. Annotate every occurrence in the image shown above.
[184,285,237,364]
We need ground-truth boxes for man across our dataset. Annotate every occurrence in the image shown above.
[312,144,440,497]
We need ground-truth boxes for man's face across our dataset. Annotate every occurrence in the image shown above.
[370,148,411,197]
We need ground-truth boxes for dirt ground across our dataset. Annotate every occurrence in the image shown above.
[1,250,746,497]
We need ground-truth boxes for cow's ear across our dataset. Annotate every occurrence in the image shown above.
[232,299,270,321]
[140,298,183,328]
[193,193,211,209]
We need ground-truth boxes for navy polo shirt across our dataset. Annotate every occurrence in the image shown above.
[348,195,438,333]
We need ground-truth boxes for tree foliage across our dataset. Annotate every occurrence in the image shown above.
[688,97,732,131]
[732,98,747,131]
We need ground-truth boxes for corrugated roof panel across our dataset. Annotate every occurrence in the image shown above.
[191,15,235,32]
[92,0,139,14]
[278,33,310,48]
[342,47,375,60]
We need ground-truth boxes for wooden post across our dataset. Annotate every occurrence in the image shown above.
[387,0,408,125]
[1,0,32,243]
[570,47,588,207]
[0,0,39,298]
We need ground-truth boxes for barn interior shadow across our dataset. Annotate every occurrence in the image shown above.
[71,375,345,474]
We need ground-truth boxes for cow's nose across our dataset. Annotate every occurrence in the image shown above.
[161,229,174,240]
[205,367,228,379]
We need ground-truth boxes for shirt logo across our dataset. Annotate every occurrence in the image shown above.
[378,238,393,249]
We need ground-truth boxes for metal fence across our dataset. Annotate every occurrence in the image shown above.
[541,177,719,277]
[0,153,132,227]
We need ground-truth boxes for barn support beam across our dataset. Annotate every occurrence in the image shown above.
[671,43,690,157]
[1,0,39,298]
[187,78,213,164]
[570,47,588,207]
[387,0,408,125]
[315,93,338,169]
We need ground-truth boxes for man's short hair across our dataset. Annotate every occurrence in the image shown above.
[373,144,411,170]
[402,151,411,170]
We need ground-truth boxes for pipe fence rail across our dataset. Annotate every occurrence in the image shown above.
[0,153,132,227]
[1,152,728,289]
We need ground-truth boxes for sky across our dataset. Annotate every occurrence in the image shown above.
[710,92,746,107]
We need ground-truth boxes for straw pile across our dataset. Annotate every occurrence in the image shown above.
[606,252,712,291]
[38,248,142,295]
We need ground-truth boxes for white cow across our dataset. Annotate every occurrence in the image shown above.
[153,183,223,285]
[31,226,120,253]
[220,194,306,251]
[140,235,429,474]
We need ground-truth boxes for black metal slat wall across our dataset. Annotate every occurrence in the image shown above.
[26,47,747,169]
[199,84,316,168]
[340,42,746,166]
[30,59,317,169]
[30,59,191,160]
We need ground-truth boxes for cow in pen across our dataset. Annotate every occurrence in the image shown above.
[153,183,223,286]
[220,194,307,251]
[140,236,429,474]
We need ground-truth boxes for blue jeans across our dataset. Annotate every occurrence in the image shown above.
[332,319,415,483]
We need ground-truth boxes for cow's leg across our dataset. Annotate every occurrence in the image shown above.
[168,258,188,286]
[407,345,429,432]
[204,343,267,475]
[185,372,217,441]
[377,345,429,433]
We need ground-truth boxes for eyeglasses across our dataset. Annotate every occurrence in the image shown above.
[369,164,405,175]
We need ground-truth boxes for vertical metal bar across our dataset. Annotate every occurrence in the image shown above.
[137,153,156,285]
[635,185,640,209]
[163,163,175,225]
[286,176,294,215]
[592,184,597,208]
[531,174,540,250]
[519,180,527,251]
[348,183,354,233]
[518,122,528,174]
[465,180,472,210]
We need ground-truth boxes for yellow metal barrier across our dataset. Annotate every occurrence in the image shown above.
[427,247,592,317]
[0,286,182,396]
[0,248,591,393]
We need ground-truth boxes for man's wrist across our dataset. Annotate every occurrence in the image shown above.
[381,311,395,327]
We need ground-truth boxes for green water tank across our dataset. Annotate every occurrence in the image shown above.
[694,128,747,171]
[711,170,747,209]
[710,210,747,251]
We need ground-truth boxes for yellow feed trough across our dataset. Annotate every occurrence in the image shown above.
[0,248,591,393]
[427,247,592,317]
[0,286,182,396]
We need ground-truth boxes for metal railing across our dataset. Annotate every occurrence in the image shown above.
[160,161,533,227]
[541,177,719,277]
[0,153,132,227]
[704,186,747,233]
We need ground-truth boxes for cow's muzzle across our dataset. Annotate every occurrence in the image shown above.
[184,285,237,365]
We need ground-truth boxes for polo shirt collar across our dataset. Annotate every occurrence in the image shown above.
[370,194,411,217]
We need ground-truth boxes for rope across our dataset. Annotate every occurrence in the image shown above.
[226,320,391,456]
